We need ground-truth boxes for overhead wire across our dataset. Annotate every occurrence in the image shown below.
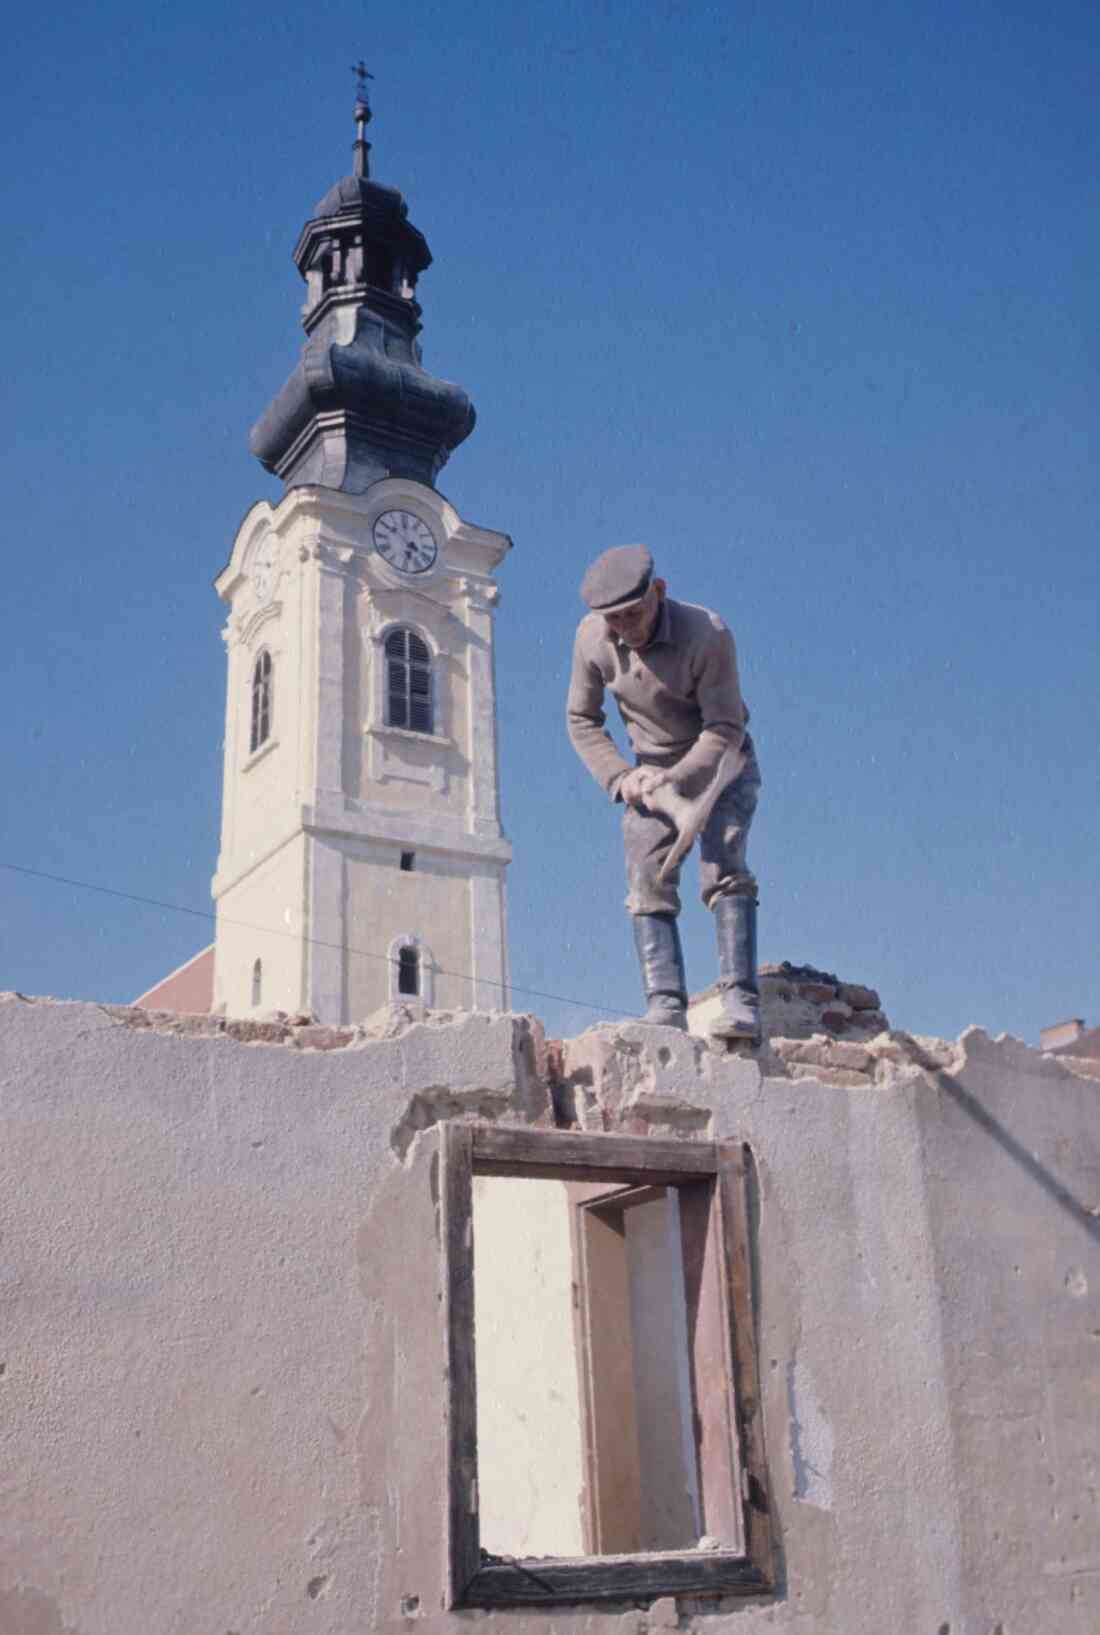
[0,859,627,1019]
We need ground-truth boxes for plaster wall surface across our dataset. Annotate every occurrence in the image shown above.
[225,670,301,869]
[913,1031,1100,1634]
[213,833,308,1017]
[1,993,1096,1635]
[344,847,473,1015]
[215,508,306,887]
[352,583,468,819]
[472,1177,586,1558]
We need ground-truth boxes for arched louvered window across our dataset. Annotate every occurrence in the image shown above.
[385,629,432,734]
[397,945,420,997]
[250,650,273,753]
[251,958,263,1007]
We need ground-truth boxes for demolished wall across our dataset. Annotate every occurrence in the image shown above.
[1,991,1097,1635]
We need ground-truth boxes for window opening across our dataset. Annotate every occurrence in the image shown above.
[397,945,420,997]
[385,629,432,734]
[250,650,272,753]
[251,958,262,1008]
[365,243,394,290]
[441,1126,773,1609]
[576,1183,703,1552]
[400,851,415,873]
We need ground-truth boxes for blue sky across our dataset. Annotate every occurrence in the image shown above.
[2,0,1097,1043]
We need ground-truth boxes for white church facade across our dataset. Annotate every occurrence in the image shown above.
[212,482,511,1022]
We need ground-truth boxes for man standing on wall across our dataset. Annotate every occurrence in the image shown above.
[567,544,762,1041]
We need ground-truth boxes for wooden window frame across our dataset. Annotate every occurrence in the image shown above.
[441,1125,774,1608]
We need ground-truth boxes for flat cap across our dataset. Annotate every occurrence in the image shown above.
[580,544,654,612]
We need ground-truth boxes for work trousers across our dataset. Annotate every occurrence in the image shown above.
[622,735,761,917]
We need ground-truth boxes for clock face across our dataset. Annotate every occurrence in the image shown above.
[252,536,277,603]
[372,510,439,575]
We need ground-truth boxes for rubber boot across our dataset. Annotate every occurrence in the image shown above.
[631,913,688,1031]
[710,894,761,1043]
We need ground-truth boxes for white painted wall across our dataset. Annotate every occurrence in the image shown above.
[211,483,512,1022]
[473,1177,586,1558]
[213,833,308,1017]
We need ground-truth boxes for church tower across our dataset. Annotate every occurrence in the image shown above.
[211,78,511,1023]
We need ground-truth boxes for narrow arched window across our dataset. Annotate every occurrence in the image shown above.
[250,650,273,752]
[251,958,262,1007]
[397,945,420,997]
[385,629,433,734]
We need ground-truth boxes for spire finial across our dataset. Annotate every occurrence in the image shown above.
[351,60,374,178]
[352,59,373,110]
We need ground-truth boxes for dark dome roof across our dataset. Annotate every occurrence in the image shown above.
[312,173,407,219]
[302,173,431,277]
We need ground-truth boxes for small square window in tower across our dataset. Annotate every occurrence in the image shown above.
[385,629,433,735]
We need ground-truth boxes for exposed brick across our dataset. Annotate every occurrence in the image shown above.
[847,1010,888,1033]
[797,982,838,1004]
[820,1008,853,1033]
[107,1005,154,1028]
[866,1037,909,1063]
[292,1025,356,1051]
[828,1040,872,1071]
[788,1063,874,1089]
[788,1037,870,1072]
[840,982,881,1012]
[761,976,795,1000]
[224,1019,293,1045]
[168,1014,226,1038]
[777,962,839,985]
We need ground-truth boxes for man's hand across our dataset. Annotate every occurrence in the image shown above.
[619,766,673,808]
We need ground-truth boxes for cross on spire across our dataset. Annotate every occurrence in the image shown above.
[351,60,374,109]
[350,59,374,178]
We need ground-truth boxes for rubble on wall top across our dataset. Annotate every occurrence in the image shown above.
[6,988,1092,1103]
[0,993,526,1054]
[689,962,887,1047]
